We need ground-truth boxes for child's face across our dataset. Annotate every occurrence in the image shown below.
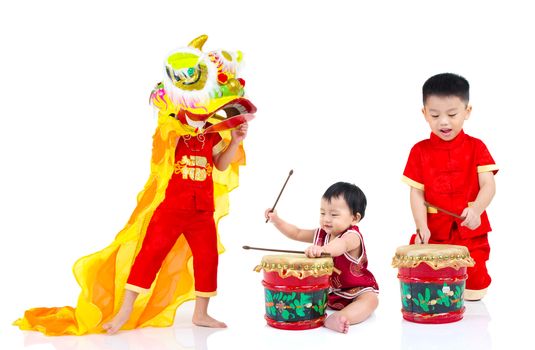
[422,95,472,141]
[320,196,360,237]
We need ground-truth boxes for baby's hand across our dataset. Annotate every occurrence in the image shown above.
[460,207,482,230]
[305,245,325,258]
[264,208,278,223]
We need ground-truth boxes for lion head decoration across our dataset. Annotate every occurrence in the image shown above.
[150,34,256,130]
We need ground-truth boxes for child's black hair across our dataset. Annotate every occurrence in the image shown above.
[322,182,367,220]
[422,73,470,105]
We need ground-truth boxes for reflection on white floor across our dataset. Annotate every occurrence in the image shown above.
[19,303,223,350]
[2,246,522,350]
[400,301,491,350]
[11,299,495,350]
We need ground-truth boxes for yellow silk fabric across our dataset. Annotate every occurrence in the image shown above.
[14,106,245,335]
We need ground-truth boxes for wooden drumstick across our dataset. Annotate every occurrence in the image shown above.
[424,201,463,219]
[416,228,424,244]
[265,170,294,223]
[243,245,330,257]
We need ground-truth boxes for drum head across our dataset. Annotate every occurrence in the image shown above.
[392,244,474,270]
[255,254,333,279]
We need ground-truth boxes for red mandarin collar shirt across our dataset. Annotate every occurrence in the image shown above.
[160,132,223,212]
[403,130,498,239]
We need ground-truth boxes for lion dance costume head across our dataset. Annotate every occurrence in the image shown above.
[151,34,256,131]
[14,35,256,335]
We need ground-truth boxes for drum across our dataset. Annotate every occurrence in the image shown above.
[254,254,333,330]
[392,244,475,324]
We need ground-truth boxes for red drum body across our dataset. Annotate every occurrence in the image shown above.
[392,244,475,324]
[255,254,333,330]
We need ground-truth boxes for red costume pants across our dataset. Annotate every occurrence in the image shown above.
[410,224,491,291]
[127,207,218,294]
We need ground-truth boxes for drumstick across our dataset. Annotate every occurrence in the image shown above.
[265,170,294,223]
[416,228,424,244]
[243,245,341,274]
[243,245,331,257]
[424,201,463,219]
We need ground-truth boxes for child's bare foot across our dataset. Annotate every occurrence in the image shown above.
[324,313,350,333]
[192,314,227,328]
[102,306,133,335]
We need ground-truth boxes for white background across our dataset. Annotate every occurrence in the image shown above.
[1,1,534,349]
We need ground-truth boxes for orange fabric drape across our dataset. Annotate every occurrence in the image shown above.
[14,104,245,335]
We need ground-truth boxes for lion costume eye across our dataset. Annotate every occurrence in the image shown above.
[165,50,209,91]
[165,63,208,91]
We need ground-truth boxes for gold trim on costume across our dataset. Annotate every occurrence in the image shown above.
[125,283,151,294]
[174,155,211,181]
[477,164,498,173]
[401,176,424,190]
[427,206,438,214]
[212,139,228,155]
[195,291,217,298]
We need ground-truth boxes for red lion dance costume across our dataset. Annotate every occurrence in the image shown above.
[15,35,256,335]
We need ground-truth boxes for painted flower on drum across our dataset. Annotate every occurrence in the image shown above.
[276,301,286,312]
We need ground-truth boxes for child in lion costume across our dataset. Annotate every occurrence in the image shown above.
[15,35,256,336]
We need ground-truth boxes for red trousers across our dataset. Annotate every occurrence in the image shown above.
[127,207,218,294]
[410,224,491,290]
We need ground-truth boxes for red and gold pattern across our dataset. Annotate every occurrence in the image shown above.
[174,155,213,181]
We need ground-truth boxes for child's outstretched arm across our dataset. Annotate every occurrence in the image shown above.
[213,123,248,171]
[461,172,496,230]
[265,209,315,243]
[305,233,361,258]
[410,187,431,243]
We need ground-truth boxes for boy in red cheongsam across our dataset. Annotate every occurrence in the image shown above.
[402,73,497,301]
